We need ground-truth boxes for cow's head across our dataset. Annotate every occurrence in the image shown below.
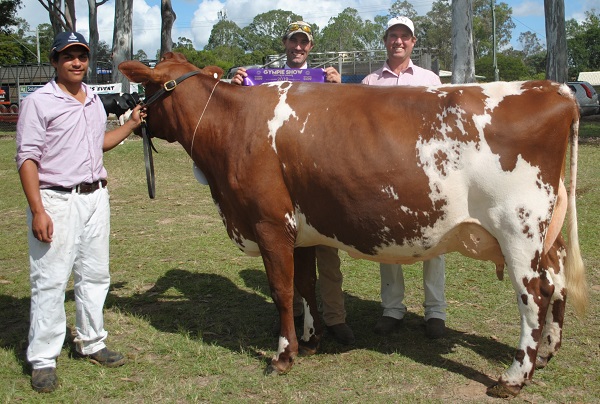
[119,52,223,142]
[119,52,223,88]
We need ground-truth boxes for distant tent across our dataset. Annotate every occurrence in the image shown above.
[578,71,600,86]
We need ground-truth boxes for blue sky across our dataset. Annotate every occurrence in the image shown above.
[19,0,598,60]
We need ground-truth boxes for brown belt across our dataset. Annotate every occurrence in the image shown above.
[46,179,107,194]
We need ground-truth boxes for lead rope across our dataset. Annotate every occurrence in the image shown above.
[190,80,220,161]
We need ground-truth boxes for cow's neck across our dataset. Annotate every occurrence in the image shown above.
[188,79,220,161]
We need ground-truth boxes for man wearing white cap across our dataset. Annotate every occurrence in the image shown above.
[232,22,354,346]
[362,17,447,339]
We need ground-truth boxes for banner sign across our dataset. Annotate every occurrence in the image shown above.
[243,68,325,86]
[19,85,44,101]
[19,83,141,102]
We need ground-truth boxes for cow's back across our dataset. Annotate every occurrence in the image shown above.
[268,80,577,263]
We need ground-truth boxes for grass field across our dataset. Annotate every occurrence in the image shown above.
[0,126,599,402]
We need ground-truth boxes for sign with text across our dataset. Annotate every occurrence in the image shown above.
[243,68,326,86]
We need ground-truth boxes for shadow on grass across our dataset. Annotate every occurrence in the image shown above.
[107,267,514,388]
[0,294,31,375]
[106,268,277,357]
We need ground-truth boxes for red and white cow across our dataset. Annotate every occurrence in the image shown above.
[119,53,587,398]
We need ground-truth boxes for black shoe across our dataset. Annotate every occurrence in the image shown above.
[88,347,126,367]
[425,318,446,339]
[374,316,403,335]
[31,367,58,393]
[327,323,355,345]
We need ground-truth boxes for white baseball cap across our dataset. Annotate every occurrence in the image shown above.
[386,16,415,36]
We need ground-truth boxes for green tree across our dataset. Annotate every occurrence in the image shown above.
[320,8,365,51]
[472,0,515,59]
[241,9,303,54]
[0,34,25,64]
[519,30,544,58]
[205,16,242,51]
[0,0,22,34]
[475,53,528,81]
[420,0,452,70]
[174,36,194,50]
[361,16,387,50]
[388,0,418,20]
[566,10,600,79]
[133,49,148,60]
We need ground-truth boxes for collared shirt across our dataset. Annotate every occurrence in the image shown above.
[362,59,441,87]
[16,79,108,188]
[284,63,308,69]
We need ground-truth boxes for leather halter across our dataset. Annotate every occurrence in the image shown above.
[138,69,203,199]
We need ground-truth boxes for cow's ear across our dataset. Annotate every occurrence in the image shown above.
[202,65,224,80]
[119,60,156,86]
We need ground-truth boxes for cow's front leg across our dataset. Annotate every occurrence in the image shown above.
[487,259,554,398]
[293,246,323,356]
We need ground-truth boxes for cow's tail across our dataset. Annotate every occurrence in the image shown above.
[565,117,588,317]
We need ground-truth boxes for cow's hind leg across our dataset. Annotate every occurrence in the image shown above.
[537,235,567,369]
[293,247,323,356]
[487,255,555,398]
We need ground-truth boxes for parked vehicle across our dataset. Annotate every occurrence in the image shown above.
[567,81,599,116]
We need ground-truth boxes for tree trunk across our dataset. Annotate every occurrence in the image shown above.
[544,0,568,82]
[160,0,176,58]
[88,0,99,83]
[38,0,72,34]
[64,0,76,31]
[112,0,134,90]
[451,0,476,84]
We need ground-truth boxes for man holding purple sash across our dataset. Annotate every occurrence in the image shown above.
[232,21,354,346]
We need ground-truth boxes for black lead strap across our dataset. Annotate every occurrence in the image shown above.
[137,69,204,199]
[140,124,156,199]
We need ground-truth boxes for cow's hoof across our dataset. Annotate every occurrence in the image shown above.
[298,340,319,356]
[486,382,521,398]
[265,357,293,375]
[536,355,550,369]
[298,335,320,356]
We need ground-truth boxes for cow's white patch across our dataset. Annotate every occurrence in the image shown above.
[382,185,399,200]
[214,201,260,256]
[407,83,556,269]
[301,298,315,342]
[285,212,297,233]
[273,336,290,361]
[267,82,297,153]
[481,81,525,112]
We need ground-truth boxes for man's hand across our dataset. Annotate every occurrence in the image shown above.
[231,67,248,86]
[325,67,342,84]
[127,104,147,128]
[31,211,53,243]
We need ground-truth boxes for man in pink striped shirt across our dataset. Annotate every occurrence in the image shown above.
[16,31,145,393]
[362,17,447,340]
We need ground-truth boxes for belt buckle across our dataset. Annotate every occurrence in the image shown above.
[75,182,93,194]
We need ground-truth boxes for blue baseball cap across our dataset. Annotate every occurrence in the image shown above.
[50,32,90,56]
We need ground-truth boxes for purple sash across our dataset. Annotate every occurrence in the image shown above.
[243,68,326,86]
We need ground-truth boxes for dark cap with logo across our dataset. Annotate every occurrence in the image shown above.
[50,32,90,57]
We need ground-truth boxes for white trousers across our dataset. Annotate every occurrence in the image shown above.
[27,187,111,369]
[380,255,446,321]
